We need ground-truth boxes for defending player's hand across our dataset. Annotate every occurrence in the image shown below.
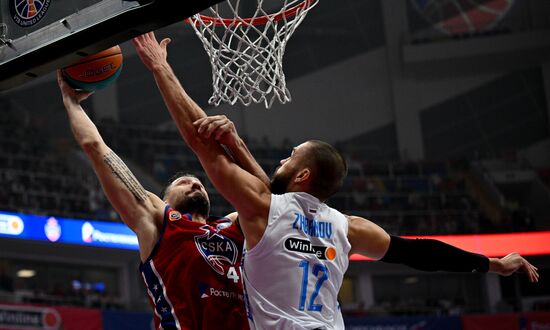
[489,252,539,282]
[194,115,240,147]
[132,32,171,71]
[57,70,93,106]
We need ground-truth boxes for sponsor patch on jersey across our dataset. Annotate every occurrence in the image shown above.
[198,283,244,301]
[284,237,336,261]
[194,225,238,275]
[168,210,182,222]
[199,282,210,299]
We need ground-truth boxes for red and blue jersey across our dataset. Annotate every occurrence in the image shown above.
[140,205,247,329]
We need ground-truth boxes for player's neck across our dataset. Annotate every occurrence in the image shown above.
[287,183,309,195]
[190,213,208,224]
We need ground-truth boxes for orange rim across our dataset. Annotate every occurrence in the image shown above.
[186,0,316,26]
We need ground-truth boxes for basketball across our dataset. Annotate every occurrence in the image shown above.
[62,45,123,91]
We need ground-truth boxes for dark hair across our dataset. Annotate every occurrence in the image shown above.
[160,172,199,200]
[304,140,347,201]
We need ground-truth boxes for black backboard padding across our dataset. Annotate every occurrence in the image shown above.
[0,0,223,90]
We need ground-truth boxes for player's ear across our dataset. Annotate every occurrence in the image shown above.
[294,168,311,184]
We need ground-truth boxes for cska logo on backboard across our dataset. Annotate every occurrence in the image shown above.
[194,225,238,276]
[10,0,51,27]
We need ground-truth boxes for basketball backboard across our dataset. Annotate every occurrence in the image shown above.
[0,0,224,91]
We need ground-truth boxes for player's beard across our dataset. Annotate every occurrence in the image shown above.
[172,193,210,218]
[270,167,293,195]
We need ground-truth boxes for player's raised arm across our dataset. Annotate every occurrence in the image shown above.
[131,33,204,147]
[57,71,164,260]
[348,215,539,282]
[193,115,271,188]
[132,32,271,243]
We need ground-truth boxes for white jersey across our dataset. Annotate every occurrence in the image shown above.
[242,192,351,330]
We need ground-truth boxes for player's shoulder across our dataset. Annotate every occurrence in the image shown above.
[346,214,365,223]
[207,216,245,242]
[274,191,319,205]
[224,211,238,222]
[346,215,374,230]
[207,216,240,231]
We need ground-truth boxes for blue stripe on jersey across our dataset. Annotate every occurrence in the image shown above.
[141,259,181,330]
[240,249,254,323]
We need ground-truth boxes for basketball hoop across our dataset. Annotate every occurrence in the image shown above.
[0,23,11,45]
[187,0,318,109]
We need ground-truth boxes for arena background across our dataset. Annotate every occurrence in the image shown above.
[1,0,550,329]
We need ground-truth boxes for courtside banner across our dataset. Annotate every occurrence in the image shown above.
[462,313,519,330]
[2,210,550,255]
[55,306,102,330]
[0,211,138,250]
[351,231,550,260]
[102,310,153,330]
[0,304,61,330]
[0,304,102,330]
[345,315,461,330]
[523,312,550,330]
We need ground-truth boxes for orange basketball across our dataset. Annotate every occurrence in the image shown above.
[62,45,123,91]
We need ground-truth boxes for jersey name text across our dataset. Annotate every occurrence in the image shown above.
[292,212,332,239]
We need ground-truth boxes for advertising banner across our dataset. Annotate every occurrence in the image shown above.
[0,211,138,250]
[102,310,153,330]
[462,313,519,330]
[345,315,462,330]
[0,304,61,329]
[0,304,101,330]
[522,312,550,330]
[55,306,102,330]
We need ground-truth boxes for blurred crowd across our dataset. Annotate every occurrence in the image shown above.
[1,103,548,314]
[1,108,544,236]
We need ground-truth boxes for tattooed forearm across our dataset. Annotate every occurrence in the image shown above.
[103,150,149,202]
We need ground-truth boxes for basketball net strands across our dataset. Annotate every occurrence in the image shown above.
[187,0,318,109]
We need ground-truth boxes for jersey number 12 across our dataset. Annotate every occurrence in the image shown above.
[298,260,328,312]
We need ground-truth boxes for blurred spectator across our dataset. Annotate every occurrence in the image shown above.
[0,268,14,293]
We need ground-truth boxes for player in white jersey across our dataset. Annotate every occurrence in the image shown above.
[134,32,540,330]
[200,137,538,330]
[241,192,350,329]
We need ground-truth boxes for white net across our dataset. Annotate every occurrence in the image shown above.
[188,0,318,109]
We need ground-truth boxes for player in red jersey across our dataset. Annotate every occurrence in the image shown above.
[57,70,268,329]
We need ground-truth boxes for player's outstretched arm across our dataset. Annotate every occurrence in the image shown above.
[132,32,271,244]
[347,215,539,282]
[347,215,391,260]
[132,32,204,147]
[194,115,270,188]
[489,252,539,282]
[57,71,164,260]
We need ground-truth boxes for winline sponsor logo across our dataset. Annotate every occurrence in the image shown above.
[0,304,61,330]
[284,237,336,261]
